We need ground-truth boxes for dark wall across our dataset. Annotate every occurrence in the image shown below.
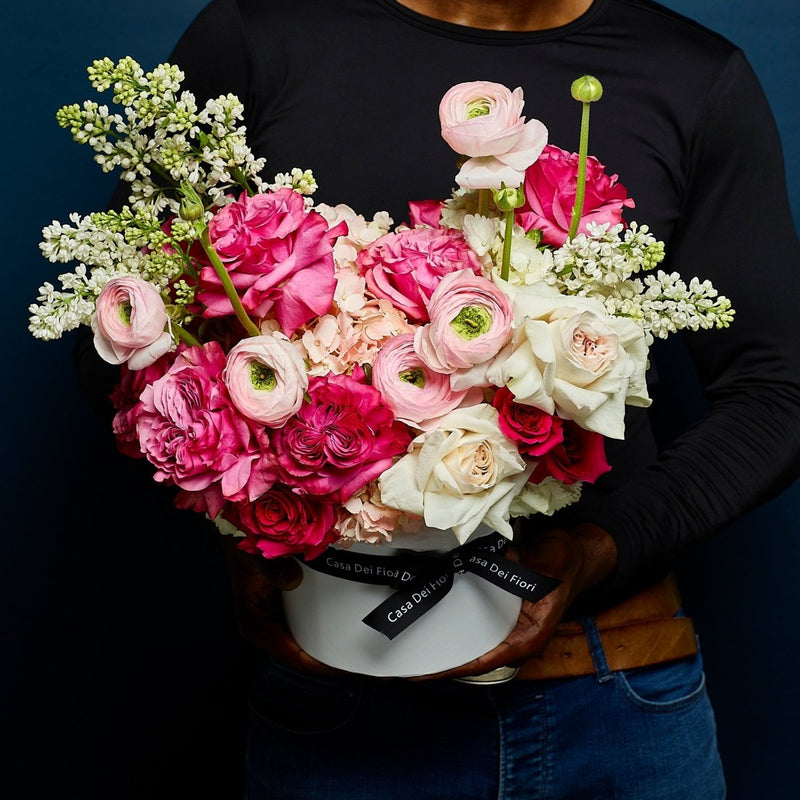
[2,2,798,798]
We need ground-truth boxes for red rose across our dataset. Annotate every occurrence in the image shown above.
[531,419,611,485]
[491,387,564,457]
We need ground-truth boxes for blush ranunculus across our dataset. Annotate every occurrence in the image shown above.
[223,334,308,427]
[531,419,611,485]
[518,144,635,247]
[92,277,172,370]
[273,372,412,502]
[491,386,564,458]
[413,269,513,375]
[371,333,480,428]
[356,227,483,322]
[439,81,548,190]
[198,188,338,334]
[228,485,339,560]
[136,342,277,516]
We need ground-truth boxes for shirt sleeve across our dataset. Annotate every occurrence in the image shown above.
[588,50,800,596]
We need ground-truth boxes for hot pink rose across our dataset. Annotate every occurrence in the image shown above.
[372,334,480,427]
[136,342,277,514]
[92,277,172,370]
[518,144,635,247]
[356,227,482,322]
[273,372,411,502]
[439,81,548,189]
[198,189,338,334]
[228,485,339,560]
[531,419,610,485]
[414,270,513,374]
[491,386,564,458]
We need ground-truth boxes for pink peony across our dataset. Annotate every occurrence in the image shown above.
[407,200,443,228]
[491,386,564,458]
[414,270,513,373]
[223,334,308,427]
[530,419,611,485]
[92,277,172,370]
[372,334,479,428]
[356,227,483,322]
[228,485,339,560]
[273,372,411,502]
[518,144,635,247]
[136,342,277,516]
[198,189,338,334]
[439,81,548,190]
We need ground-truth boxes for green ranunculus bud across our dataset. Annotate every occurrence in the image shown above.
[492,186,525,212]
[179,194,204,222]
[571,75,603,103]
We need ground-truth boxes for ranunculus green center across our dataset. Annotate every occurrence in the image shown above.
[466,98,492,119]
[119,302,132,325]
[249,361,277,391]
[451,306,492,340]
[399,368,425,388]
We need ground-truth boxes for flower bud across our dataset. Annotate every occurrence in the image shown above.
[179,194,204,222]
[571,75,603,103]
[492,186,525,212]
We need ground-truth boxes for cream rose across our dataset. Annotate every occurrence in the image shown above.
[378,404,533,543]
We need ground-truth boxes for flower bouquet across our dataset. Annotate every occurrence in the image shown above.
[30,60,734,675]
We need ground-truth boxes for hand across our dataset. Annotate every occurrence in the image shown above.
[220,536,340,676]
[412,523,617,681]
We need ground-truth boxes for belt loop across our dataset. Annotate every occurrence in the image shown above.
[581,616,613,683]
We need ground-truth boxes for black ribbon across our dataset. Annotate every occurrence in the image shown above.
[302,533,561,640]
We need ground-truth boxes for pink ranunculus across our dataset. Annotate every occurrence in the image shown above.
[356,227,483,322]
[439,81,548,190]
[371,334,479,428]
[136,342,278,512]
[518,144,635,247]
[491,386,564,458]
[227,485,339,560]
[414,270,513,374]
[197,189,338,334]
[273,372,411,502]
[92,277,172,370]
[223,334,308,427]
[531,419,611,485]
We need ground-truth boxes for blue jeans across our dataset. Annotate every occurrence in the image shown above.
[245,618,725,799]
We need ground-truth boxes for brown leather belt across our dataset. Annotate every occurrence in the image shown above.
[460,574,698,684]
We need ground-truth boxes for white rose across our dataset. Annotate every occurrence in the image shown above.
[486,284,650,439]
[378,404,533,543]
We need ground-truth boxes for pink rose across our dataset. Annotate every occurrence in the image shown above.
[273,372,411,502]
[518,144,635,247]
[439,81,548,189]
[136,342,277,515]
[92,277,172,370]
[531,419,610,485]
[372,334,480,428]
[223,335,308,427]
[198,189,338,334]
[356,227,483,322]
[228,485,339,560]
[414,270,513,373]
[491,386,564,458]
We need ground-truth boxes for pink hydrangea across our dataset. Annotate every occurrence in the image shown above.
[356,227,483,322]
[518,144,635,247]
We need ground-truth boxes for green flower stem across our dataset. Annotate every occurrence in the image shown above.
[501,208,514,282]
[478,189,490,217]
[171,320,202,347]
[197,226,261,338]
[567,100,592,241]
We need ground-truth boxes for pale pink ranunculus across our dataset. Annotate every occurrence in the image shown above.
[356,227,483,322]
[92,277,172,370]
[414,270,513,375]
[372,334,479,428]
[223,334,308,427]
[136,342,277,514]
[198,189,338,334]
[273,372,411,502]
[518,144,635,247]
[439,81,548,190]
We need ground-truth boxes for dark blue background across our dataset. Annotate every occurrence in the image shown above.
[2,1,798,797]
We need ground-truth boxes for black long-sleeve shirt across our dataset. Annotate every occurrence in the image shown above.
[94,0,800,603]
